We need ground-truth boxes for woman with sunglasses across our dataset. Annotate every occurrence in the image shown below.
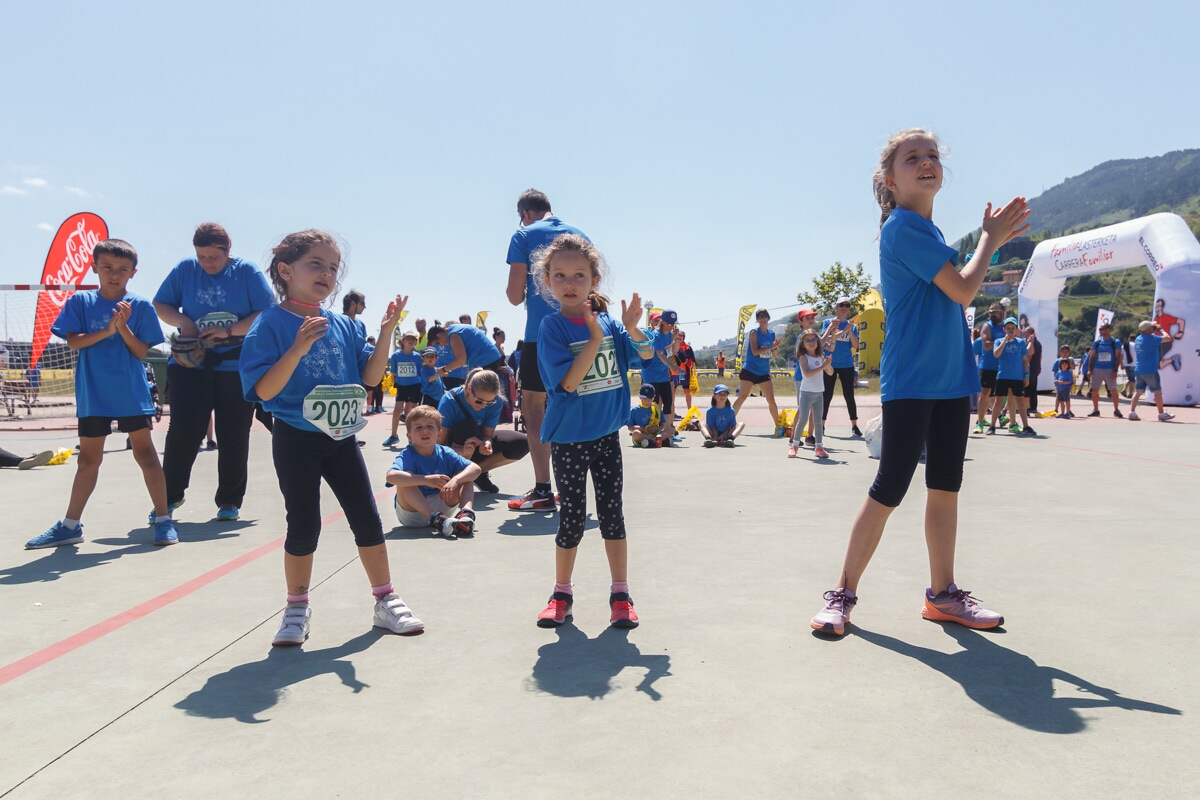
[437,368,529,494]
[821,296,864,437]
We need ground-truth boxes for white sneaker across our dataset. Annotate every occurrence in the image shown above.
[272,602,311,646]
[1127,411,1140,421]
[1159,412,1175,422]
[373,593,424,635]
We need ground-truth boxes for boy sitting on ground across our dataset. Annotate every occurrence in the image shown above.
[386,406,480,539]
[627,384,666,447]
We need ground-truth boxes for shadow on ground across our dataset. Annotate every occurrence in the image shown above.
[853,623,1181,734]
[174,630,383,723]
[526,625,671,701]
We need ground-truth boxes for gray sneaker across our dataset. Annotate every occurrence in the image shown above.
[373,594,424,635]
[18,450,55,470]
[272,603,311,646]
[1159,412,1176,422]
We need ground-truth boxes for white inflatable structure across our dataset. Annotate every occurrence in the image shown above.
[1019,213,1200,405]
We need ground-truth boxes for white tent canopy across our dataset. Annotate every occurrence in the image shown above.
[1019,213,1200,405]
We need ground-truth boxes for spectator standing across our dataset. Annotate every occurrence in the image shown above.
[1087,322,1123,418]
[1024,326,1043,415]
[821,297,863,437]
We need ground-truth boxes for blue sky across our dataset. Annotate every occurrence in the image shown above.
[2,0,1197,347]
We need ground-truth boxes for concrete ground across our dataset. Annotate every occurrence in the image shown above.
[0,393,1196,799]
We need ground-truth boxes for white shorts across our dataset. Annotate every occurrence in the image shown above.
[394,494,457,528]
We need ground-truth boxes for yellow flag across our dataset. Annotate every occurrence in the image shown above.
[733,304,756,372]
[476,311,488,330]
[389,309,411,351]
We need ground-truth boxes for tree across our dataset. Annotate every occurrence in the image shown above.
[796,261,874,316]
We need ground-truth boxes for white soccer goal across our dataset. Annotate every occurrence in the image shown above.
[0,285,96,419]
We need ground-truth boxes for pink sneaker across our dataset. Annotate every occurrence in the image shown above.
[787,443,799,458]
[811,588,856,636]
[921,584,1003,629]
[814,445,829,458]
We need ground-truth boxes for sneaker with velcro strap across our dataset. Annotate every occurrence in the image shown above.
[373,593,424,635]
[272,603,311,646]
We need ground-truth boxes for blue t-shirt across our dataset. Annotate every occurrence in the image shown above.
[438,386,502,431]
[419,364,445,402]
[628,403,655,428]
[1134,333,1162,376]
[972,337,984,367]
[448,324,502,370]
[822,319,857,368]
[434,343,465,381]
[388,444,474,497]
[640,329,675,383]
[742,328,775,375]
[1091,337,1120,373]
[706,405,737,435]
[538,312,646,444]
[506,216,590,341]
[153,257,274,372]
[1054,369,1074,389]
[389,350,422,386]
[239,307,373,433]
[877,207,979,402]
[347,316,367,340]
[978,319,1005,371]
[51,291,165,419]
[994,337,1027,381]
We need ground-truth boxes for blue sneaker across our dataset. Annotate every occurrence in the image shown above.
[26,522,84,549]
[154,519,179,546]
[149,498,185,524]
[382,435,400,447]
[216,505,239,521]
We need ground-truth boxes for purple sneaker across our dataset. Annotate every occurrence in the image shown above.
[921,583,1003,629]
[811,588,857,636]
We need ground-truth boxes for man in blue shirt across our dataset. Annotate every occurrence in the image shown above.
[505,189,588,512]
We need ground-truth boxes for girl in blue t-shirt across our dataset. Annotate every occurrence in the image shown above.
[530,233,652,630]
[239,229,423,646]
[383,330,423,446]
[731,308,781,427]
[811,130,1029,637]
[701,384,743,448]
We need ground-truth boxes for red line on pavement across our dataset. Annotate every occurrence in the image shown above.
[0,490,393,687]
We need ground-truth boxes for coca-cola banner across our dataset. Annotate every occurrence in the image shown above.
[30,212,109,368]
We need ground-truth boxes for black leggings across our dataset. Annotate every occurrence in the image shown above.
[823,367,858,421]
[551,431,625,549]
[162,364,255,507]
[868,397,970,508]
[469,429,529,465]
[272,420,385,557]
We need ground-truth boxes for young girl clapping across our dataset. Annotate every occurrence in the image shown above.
[789,329,833,459]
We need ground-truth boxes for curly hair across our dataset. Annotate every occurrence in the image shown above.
[266,229,344,306]
[530,233,611,314]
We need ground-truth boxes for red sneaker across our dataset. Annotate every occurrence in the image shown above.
[508,489,557,511]
[609,592,640,628]
[536,592,573,627]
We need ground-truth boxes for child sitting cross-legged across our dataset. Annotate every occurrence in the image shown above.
[627,383,667,447]
[386,405,480,539]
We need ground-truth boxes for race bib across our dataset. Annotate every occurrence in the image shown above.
[571,336,623,396]
[395,361,417,378]
[197,311,239,333]
[1097,348,1113,367]
[303,384,367,440]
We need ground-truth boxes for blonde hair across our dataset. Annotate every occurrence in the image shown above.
[531,233,611,314]
[466,367,500,396]
[872,128,946,227]
[404,405,442,431]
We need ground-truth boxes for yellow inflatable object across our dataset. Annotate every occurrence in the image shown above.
[775,408,797,438]
[853,288,886,373]
[675,406,701,432]
[47,448,73,466]
[382,372,395,396]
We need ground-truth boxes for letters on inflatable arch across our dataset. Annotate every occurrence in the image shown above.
[1019,213,1200,405]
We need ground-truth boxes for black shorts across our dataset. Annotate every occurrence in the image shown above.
[519,341,545,393]
[420,394,441,408]
[443,376,464,390]
[979,369,998,390]
[78,415,151,438]
[994,378,1024,396]
[651,381,675,415]
[394,383,422,404]
[739,369,771,385]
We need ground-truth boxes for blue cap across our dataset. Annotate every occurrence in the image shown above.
[713,384,730,395]
[661,309,678,325]
[639,384,656,399]
[1004,316,1019,326]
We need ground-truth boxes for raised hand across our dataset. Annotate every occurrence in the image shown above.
[381,295,408,333]
[981,197,1031,248]
[621,293,643,330]
[290,315,329,357]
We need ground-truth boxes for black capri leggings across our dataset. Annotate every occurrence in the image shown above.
[868,396,970,508]
[551,431,626,549]
[272,420,385,556]
[469,429,529,465]
[822,367,858,421]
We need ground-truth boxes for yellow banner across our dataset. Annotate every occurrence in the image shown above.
[476,311,488,331]
[389,309,411,351]
[733,304,756,372]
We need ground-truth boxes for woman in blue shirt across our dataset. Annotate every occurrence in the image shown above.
[810,130,1029,637]
[437,368,528,494]
[731,308,781,428]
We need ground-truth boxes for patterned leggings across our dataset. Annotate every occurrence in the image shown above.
[551,431,626,549]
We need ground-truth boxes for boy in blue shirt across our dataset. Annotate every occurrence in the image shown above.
[627,383,665,447]
[986,316,1035,436]
[386,406,480,538]
[1053,359,1074,418]
[419,347,446,407]
[1128,320,1175,422]
[26,239,178,549]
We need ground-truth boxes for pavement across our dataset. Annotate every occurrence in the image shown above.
[0,394,1196,799]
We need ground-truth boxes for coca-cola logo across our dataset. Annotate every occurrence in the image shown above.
[39,213,107,308]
